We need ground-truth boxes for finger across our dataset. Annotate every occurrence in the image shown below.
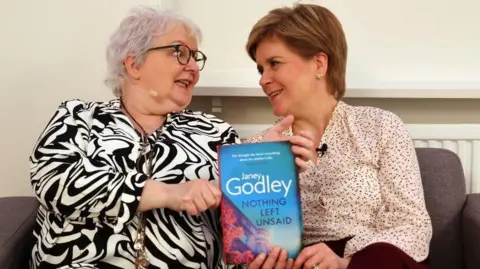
[192,193,209,214]
[201,187,217,209]
[300,130,314,141]
[293,247,316,269]
[207,182,223,207]
[291,145,313,162]
[295,157,309,173]
[304,255,326,269]
[262,246,281,269]
[286,258,294,269]
[270,115,294,134]
[247,253,266,269]
[184,203,198,215]
[274,249,288,269]
[288,135,314,151]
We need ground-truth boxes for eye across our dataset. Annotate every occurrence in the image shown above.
[269,59,280,67]
[173,49,184,57]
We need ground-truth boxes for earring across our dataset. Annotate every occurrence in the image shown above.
[316,73,323,79]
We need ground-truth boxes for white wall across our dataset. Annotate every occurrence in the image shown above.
[0,0,165,197]
[0,0,479,197]
[175,0,480,96]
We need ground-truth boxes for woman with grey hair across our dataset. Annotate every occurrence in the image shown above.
[28,5,314,269]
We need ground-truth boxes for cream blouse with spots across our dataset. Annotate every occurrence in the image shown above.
[245,101,432,262]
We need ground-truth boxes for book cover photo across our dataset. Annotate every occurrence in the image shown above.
[218,141,303,265]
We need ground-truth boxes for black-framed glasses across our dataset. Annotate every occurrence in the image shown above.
[146,44,207,71]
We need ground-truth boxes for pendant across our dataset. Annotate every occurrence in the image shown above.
[135,254,150,269]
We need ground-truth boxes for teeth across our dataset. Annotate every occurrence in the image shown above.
[175,80,190,87]
[269,90,283,97]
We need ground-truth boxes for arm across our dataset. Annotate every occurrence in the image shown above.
[343,113,432,262]
[30,100,151,232]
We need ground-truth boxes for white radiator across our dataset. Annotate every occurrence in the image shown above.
[233,124,480,194]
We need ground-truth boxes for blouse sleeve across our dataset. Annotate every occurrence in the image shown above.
[343,112,433,262]
[29,100,148,233]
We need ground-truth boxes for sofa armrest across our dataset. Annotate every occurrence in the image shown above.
[0,196,39,269]
[463,193,480,269]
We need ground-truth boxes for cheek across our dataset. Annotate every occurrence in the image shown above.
[192,72,200,84]
[274,67,298,90]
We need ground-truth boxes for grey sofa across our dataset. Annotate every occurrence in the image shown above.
[1,148,479,269]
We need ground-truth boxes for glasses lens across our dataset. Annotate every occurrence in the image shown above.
[177,45,190,65]
[194,51,206,71]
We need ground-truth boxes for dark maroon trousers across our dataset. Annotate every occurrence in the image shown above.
[323,237,429,269]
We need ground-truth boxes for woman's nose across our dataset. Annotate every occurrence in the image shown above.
[259,72,272,88]
[185,57,199,72]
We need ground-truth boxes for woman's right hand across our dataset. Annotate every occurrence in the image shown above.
[248,247,294,269]
[162,179,222,215]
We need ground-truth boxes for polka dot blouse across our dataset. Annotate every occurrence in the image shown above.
[245,101,432,262]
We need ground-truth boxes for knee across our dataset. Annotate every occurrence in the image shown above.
[351,242,411,265]
[361,242,406,257]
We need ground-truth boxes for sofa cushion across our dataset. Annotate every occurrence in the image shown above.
[416,148,466,269]
[0,196,39,269]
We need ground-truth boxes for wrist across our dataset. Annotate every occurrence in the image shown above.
[156,181,170,209]
[138,179,169,212]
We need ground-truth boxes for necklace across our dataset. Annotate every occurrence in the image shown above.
[119,98,153,269]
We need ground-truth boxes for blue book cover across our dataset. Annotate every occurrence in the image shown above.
[218,141,303,265]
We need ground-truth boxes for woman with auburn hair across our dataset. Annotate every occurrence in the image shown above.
[244,3,432,269]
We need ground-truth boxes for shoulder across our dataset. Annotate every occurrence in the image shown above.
[48,99,120,129]
[341,102,410,148]
[342,102,405,132]
[55,99,116,115]
[173,110,240,142]
[176,109,232,128]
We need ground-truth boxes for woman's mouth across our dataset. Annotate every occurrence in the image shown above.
[175,80,191,88]
[268,89,284,98]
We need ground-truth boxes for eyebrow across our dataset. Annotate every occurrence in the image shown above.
[168,40,198,50]
[260,56,283,64]
[257,56,283,67]
[169,40,185,45]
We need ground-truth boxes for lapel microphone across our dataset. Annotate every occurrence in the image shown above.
[316,143,328,157]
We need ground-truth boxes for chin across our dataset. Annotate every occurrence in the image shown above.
[173,97,192,111]
[272,106,288,117]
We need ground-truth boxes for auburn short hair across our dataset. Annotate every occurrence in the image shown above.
[246,3,348,99]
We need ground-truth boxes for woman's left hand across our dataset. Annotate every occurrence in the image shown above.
[262,115,315,172]
[292,243,350,269]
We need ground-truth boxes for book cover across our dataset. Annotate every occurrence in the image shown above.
[218,141,303,265]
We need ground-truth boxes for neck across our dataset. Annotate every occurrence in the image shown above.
[120,90,166,135]
[291,94,338,147]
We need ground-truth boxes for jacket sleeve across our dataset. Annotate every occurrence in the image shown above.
[343,112,432,262]
[29,100,148,232]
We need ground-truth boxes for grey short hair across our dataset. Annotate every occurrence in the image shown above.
[104,6,203,97]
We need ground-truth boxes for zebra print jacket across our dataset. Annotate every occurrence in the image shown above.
[29,99,240,269]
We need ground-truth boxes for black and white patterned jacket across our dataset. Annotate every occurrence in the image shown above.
[29,99,240,269]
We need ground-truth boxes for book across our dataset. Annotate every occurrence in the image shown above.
[218,141,303,265]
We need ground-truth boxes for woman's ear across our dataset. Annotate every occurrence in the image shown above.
[124,55,141,80]
[314,52,328,75]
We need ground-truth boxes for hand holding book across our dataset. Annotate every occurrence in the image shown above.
[247,246,294,269]
[261,115,315,172]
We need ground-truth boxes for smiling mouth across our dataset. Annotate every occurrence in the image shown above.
[175,80,191,88]
[268,89,283,97]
